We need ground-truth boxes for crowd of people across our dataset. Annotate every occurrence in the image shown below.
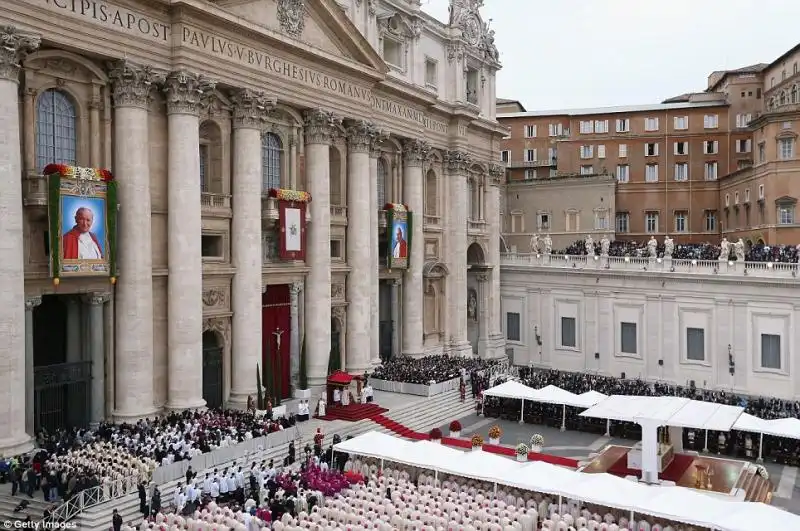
[481,368,800,465]
[370,355,503,385]
[558,239,800,263]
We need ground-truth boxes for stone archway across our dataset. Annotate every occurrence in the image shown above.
[202,331,224,409]
[467,242,486,266]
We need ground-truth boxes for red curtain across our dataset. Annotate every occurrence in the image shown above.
[262,284,291,399]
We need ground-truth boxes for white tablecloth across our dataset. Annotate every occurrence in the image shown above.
[369,376,462,396]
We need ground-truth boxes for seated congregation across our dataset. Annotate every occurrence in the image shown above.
[481,368,800,464]
[370,356,503,385]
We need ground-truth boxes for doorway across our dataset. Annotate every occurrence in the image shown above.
[202,331,224,409]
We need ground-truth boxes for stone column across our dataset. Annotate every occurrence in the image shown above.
[65,298,83,363]
[488,166,505,341]
[289,132,298,190]
[229,89,272,407]
[390,280,400,357]
[345,121,373,374]
[304,109,340,389]
[108,60,160,420]
[89,85,102,167]
[164,70,215,410]
[83,292,110,424]
[0,26,38,456]
[476,273,490,356]
[368,134,383,367]
[24,296,41,437]
[289,281,302,393]
[445,151,472,355]
[401,140,429,356]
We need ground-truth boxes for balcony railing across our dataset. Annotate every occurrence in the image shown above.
[330,205,347,225]
[501,253,800,279]
[505,159,557,169]
[23,173,48,207]
[201,192,232,216]
[756,102,800,119]
[467,219,487,234]
[423,215,441,228]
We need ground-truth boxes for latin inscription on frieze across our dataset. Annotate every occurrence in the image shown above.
[39,0,170,42]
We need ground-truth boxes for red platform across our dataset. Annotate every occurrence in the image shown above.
[315,403,388,422]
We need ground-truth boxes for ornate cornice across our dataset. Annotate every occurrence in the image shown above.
[346,120,374,153]
[303,109,341,145]
[230,89,276,129]
[163,70,216,116]
[0,26,40,82]
[444,150,472,173]
[402,139,430,167]
[107,60,163,109]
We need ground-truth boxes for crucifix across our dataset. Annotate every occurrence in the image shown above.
[273,328,284,350]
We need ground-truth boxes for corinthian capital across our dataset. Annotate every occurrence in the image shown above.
[345,120,374,153]
[370,127,388,158]
[488,163,506,183]
[163,70,216,116]
[402,139,430,167]
[231,89,276,129]
[303,109,341,146]
[107,60,163,109]
[444,150,472,174]
[0,26,41,82]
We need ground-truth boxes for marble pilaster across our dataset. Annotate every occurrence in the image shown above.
[289,282,302,393]
[304,109,341,389]
[229,89,273,407]
[83,292,110,424]
[0,26,38,455]
[476,273,490,357]
[401,139,429,356]
[368,135,383,366]
[345,120,374,374]
[390,280,401,357]
[445,150,472,356]
[24,296,42,437]
[164,70,215,410]
[488,165,506,345]
[108,60,160,420]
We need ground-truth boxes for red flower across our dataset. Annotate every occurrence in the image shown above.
[43,163,67,176]
[268,188,279,198]
[99,169,114,182]
[449,420,461,431]
[429,428,442,440]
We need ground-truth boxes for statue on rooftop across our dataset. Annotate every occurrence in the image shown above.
[647,236,658,258]
[663,235,674,258]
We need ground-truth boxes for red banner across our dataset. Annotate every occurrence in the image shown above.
[278,200,306,261]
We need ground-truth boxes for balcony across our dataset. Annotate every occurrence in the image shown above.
[200,192,232,218]
[261,195,279,224]
[467,219,488,235]
[423,215,441,230]
[378,209,387,228]
[755,102,800,120]
[330,205,348,225]
[505,159,557,169]
[23,172,48,208]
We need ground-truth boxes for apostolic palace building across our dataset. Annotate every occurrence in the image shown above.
[0,0,506,455]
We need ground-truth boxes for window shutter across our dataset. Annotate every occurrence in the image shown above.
[655,143,660,156]
[714,141,719,153]
[532,148,537,161]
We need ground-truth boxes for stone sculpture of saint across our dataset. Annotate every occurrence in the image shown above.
[600,235,610,256]
[584,234,595,257]
[543,234,552,254]
[663,235,674,258]
[719,237,731,260]
[529,233,540,254]
[734,239,746,262]
[647,236,658,258]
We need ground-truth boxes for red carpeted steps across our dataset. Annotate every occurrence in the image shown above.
[369,414,579,468]
[315,403,388,422]
[606,451,695,483]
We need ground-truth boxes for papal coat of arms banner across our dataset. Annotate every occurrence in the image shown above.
[271,188,311,261]
[44,164,119,284]
[385,203,411,270]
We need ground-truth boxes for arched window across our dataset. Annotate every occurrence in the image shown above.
[780,91,786,106]
[377,158,388,206]
[792,86,798,104]
[261,133,282,192]
[36,89,77,171]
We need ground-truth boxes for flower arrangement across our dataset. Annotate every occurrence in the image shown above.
[383,202,410,212]
[756,465,769,480]
[268,188,312,203]
[515,443,530,455]
[488,425,502,439]
[43,163,114,182]
[530,434,544,448]
[429,428,442,440]
[449,420,462,432]
[471,434,484,447]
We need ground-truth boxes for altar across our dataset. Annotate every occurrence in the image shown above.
[627,441,674,473]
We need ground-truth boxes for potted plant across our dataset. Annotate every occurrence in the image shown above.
[530,434,544,453]
[515,443,529,462]
[449,420,462,438]
[471,434,484,451]
[488,425,502,444]
[429,428,443,443]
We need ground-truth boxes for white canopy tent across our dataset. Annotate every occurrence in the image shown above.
[332,432,800,531]
[481,380,540,422]
[731,414,800,461]
[480,382,606,427]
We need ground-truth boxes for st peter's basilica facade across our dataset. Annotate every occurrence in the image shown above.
[0,0,505,455]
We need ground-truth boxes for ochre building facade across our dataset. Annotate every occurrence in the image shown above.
[0,0,506,455]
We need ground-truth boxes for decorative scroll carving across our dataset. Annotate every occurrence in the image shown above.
[402,139,430,167]
[290,282,304,297]
[0,26,41,81]
[304,109,341,145]
[202,289,226,307]
[203,317,230,340]
[346,120,375,153]
[444,150,472,173]
[107,60,163,109]
[231,89,276,129]
[25,296,42,310]
[82,292,111,305]
[163,70,216,116]
[277,0,307,38]
[476,273,489,283]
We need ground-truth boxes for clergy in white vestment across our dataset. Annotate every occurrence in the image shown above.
[318,397,326,417]
[333,388,342,406]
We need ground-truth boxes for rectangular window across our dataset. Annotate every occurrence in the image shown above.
[524,125,537,138]
[506,312,521,341]
[524,169,537,180]
[595,210,608,229]
[620,322,637,354]
[745,188,750,202]
[424,58,438,87]
[580,165,594,175]
[704,114,719,128]
[201,234,223,258]
[537,213,550,230]
[674,163,688,181]
[525,149,537,162]
[761,333,781,370]
[616,164,629,183]
[704,140,719,154]
[736,113,752,128]
[199,144,210,192]
[595,120,609,133]
[580,120,594,134]
[704,162,718,180]
[736,139,752,153]
[330,239,343,258]
[566,211,578,232]
[616,212,630,233]
[778,204,795,224]
[382,38,402,67]
[646,143,659,156]
[759,184,765,199]
[674,141,688,155]
[597,145,606,158]
[501,150,510,163]
[619,144,628,157]
[704,211,716,232]
[779,138,795,160]
[645,164,659,182]
[616,118,630,132]
[673,116,688,130]
[645,212,659,233]
[674,211,687,232]
[686,328,705,361]
[561,317,576,348]
[548,147,556,162]
[644,117,659,131]
[580,145,594,159]
[548,123,563,136]
[758,142,766,163]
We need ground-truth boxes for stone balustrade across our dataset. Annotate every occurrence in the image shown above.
[501,252,800,279]
[468,219,487,234]
[200,192,232,215]
[330,205,348,224]
[423,214,441,228]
